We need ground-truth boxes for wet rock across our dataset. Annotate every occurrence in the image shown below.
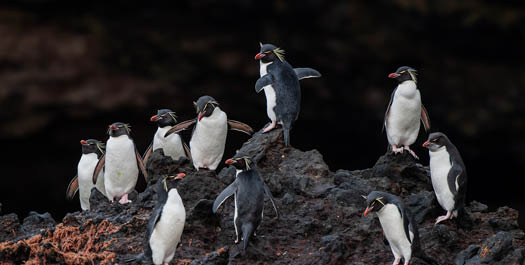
[405,191,437,224]
[281,192,294,205]
[0,213,20,242]
[432,224,459,247]
[21,211,56,235]
[478,231,513,263]
[455,245,480,265]
[469,201,489,213]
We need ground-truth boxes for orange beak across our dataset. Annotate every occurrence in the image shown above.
[388,73,400,78]
[80,139,87,145]
[109,125,118,130]
[175,173,186,179]
[363,207,373,216]
[198,112,205,121]
[255,53,265,60]
[150,115,159,122]
[225,159,236,165]
[422,141,430,147]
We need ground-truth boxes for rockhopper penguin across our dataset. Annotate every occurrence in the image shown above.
[212,156,279,252]
[164,96,253,171]
[92,122,148,204]
[384,66,431,159]
[66,139,107,211]
[143,109,191,165]
[363,191,437,265]
[125,173,186,265]
[423,132,468,225]
[254,43,321,146]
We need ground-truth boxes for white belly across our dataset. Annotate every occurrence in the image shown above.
[429,147,456,211]
[190,108,228,170]
[153,126,186,161]
[386,81,422,146]
[260,61,277,122]
[377,204,413,261]
[104,136,138,200]
[77,153,106,210]
[150,189,186,265]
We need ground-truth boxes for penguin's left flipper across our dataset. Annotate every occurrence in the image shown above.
[66,176,79,200]
[421,104,431,132]
[183,142,192,161]
[142,143,153,165]
[213,182,238,213]
[92,154,105,185]
[135,147,149,182]
[263,183,280,219]
[396,204,412,244]
[164,119,197,137]
[228,120,254,135]
[255,74,274,93]
[294,68,321,80]
[382,88,396,133]
[448,163,466,199]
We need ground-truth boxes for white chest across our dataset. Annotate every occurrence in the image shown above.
[190,108,228,170]
[259,61,277,121]
[386,81,422,145]
[153,126,186,160]
[429,147,455,211]
[104,136,138,198]
[377,204,413,259]
[77,153,104,210]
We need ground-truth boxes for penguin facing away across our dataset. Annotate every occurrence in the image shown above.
[384,66,431,159]
[125,173,186,265]
[254,43,321,146]
[363,191,437,265]
[423,132,468,225]
[143,109,191,165]
[164,96,254,171]
[212,156,279,252]
[66,139,107,211]
[92,122,148,204]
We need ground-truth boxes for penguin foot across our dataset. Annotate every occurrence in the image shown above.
[392,257,401,265]
[118,194,132,204]
[403,146,419,159]
[262,121,277,133]
[392,145,404,154]
[435,211,452,225]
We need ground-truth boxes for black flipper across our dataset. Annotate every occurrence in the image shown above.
[66,176,79,200]
[164,119,197,137]
[421,104,431,132]
[183,142,192,161]
[255,74,273,93]
[212,182,238,213]
[228,120,254,135]
[263,183,279,219]
[395,204,412,244]
[142,143,153,165]
[382,88,396,133]
[293,67,321,80]
[135,147,149,182]
[92,154,105,185]
[144,205,163,259]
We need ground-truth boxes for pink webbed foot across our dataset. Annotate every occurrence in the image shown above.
[392,145,404,154]
[118,194,132,204]
[262,121,277,133]
[403,146,419,160]
[393,257,401,265]
[435,211,452,225]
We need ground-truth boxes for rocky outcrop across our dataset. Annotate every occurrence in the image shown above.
[0,128,523,264]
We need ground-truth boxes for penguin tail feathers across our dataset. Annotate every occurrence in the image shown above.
[455,207,473,230]
[241,223,254,253]
[415,254,439,265]
[123,253,146,263]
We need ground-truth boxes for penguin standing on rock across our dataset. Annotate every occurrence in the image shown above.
[125,173,186,265]
[66,139,107,211]
[213,156,279,252]
[164,96,253,171]
[423,132,468,225]
[254,43,321,146]
[143,109,191,165]
[93,122,148,204]
[384,66,431,159]
[363,191,437,265]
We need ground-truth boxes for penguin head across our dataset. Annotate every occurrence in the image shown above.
[107,122,131,137]
[160,173,186,193]
[423,132,450,151]
[80,139,105,156]
[150,109,177,128]
[388,66,417,83]
[194,95,219,121]
[255,43,285,63]
[363,191,392,216]
[225,156,254,171]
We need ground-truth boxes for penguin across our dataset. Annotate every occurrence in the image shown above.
[212,156,279,252]
[384,66,431,159]
[143,109,191,165]
[423,132,468,225]
[66,139,107,211]
[125,173,186,265]
[164,96,253,171]
[92,122,148,204]
[363,191,437,265]
[254,43,321,146]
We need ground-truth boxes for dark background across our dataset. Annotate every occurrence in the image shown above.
[0,1,524,228]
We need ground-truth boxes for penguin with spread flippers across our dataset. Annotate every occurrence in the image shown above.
[66,139,107,210]
[255,43,321,146]
[384,66,430,159]
[164,96,253,171]
[363,191,437,265]
[213,156,279,253]
[125,173,186,265]
[93,122,148,204]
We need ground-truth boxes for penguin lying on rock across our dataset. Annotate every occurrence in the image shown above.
[423,132,468,225]
[384,66,430,159]
[254,43,321,146]
[125,173,186,265]
[213,156,279,253]
[363,191,437,265]
[93,122,148,204]
[164,96,253,171]
[66,139,107,211]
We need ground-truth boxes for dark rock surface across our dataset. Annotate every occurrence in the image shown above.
[0,128,524,264]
